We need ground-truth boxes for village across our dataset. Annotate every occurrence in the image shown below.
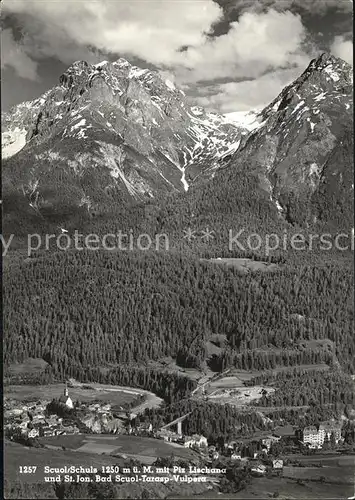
[4,385,83,439]
[4,384,158,440]
[4,383,345,474]
[154,416,344,476]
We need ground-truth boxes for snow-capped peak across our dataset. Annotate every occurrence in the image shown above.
[114,58,130,67]
[93,60,109,69]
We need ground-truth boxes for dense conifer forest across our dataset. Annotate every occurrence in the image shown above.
[4,250,354,372]
[4,245,354,414]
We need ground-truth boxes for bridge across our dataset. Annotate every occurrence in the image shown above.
[161,412,192,435]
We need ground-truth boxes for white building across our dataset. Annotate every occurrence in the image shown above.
[273,459,284,469]
[251,464,266,476]
[319,421,342,443]
[262,435,281,451]
[158,429,180,442]
[59,385,74,409]
[303,426,322,448]
[138,422,153,433]
[32,415,45,423]
[28,428,39,438]
[303,421,342,448]
[225,440,237,450]
[184,434,208,448]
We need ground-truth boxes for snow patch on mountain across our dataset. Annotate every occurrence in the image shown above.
[94,61,109,69]
[291,101,305,115]
[2,127,27,158]
[165,79,175,91]
[315,92,327,102]
[71,118,86,131]
[190,106,204,116]
[223,111,263,132]
[177,165,189,191]
[275,200,284,214]
[307,117,316,132]
[129,66,149,79]
[324,65,340,82]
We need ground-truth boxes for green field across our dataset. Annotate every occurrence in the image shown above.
[6,358,49,376]
[283,465,354,483]
[201,258,281,274]
[4,441,210,499]
[5,383,144,407]
[287,453,355,467]
[148,361,203,381]
[176,475,354,499]
[209,374,254,389]
[39,434,197,464]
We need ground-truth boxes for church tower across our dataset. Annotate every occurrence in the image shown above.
[60,383,74,409]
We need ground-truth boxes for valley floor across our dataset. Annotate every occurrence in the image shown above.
[5,382,163,414]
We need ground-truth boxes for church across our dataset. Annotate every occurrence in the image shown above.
[59,384,74,409]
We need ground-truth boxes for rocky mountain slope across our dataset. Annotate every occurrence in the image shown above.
[2,58,256,225]
[2,53,353,236]
[140,53,353,256]
[218,53,354,228]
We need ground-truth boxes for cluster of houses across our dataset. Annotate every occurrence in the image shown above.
[113,416,211,448]
[218,440,284,474]
[204,420,343,471]
[184,434,209,449]
[52,387,133,434]
[141,419,343,462]
[227,421,344,455]
[4,385,136,441]
[151,428,209,449]
[78,401,125,433]
[221,426,292,459]
[4,398,80,439]
[249,459,284,476]
[155,425,288,470]
[5,383,344,464]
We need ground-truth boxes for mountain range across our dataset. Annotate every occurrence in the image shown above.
[2,53,353,239]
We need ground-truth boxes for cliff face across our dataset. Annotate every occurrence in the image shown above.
[2,58,248,224]
[222,53,353,227]
[2,53,353,233]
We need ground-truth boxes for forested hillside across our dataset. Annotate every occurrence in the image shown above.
[4,250,354,387]
[135,387,350,443]
[254,370,355,409]
[6,162,354,262]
